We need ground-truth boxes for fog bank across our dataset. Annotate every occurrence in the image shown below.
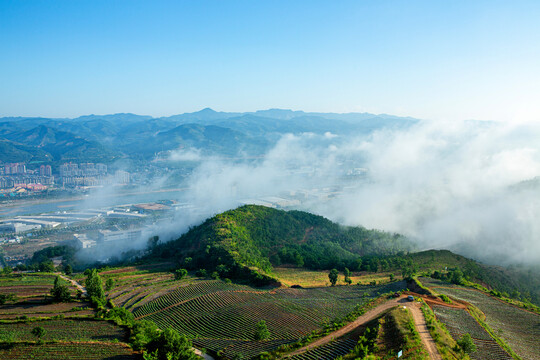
[174,120,540,266]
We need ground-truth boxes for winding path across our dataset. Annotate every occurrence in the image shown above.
[407,301,442,360]
[58,274,87,295]
[284,295,442,359]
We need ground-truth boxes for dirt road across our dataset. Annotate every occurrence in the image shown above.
[284,295,442,359]
[408,302,442,360]
[285,296,408,357]
[58,274,87,295]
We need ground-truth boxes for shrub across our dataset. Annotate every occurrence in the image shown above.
[145,327,198,360]
[328,269,339,286]
[50,276,71,302]
[174,269,188,280]
[457,333,476,354]
[255,320,270,340]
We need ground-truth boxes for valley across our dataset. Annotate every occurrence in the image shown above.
[0,206,538,360]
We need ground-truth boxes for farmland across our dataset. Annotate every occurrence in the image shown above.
[287,338,357,360]
[273,267,394,288]
[0,273,73,298]
[98,263,190,311]
[0,271,139,360]
[0,319,126,342]
[0,272,92,319]
[431,305,512,360]
[0,342,138,360]
[132,279,407,358]
[421,278,540,360]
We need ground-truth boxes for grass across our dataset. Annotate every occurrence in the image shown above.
[272,267,396,288]
[377,307,429,360]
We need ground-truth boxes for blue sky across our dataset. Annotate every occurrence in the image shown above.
[1,0,540,121]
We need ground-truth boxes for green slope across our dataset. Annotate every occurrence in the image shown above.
[156,205,414,274]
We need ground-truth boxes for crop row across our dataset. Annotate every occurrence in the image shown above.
[0,274,56,287]
[220,339,295,360]
[0,342,137,360]
[288,338,357,360]
[133,281,249,318]
[431,305,512,360]
[135,281,406,359]
[431,306,492,340]
[108,278,176,308]
[144,288,375,340]
[433,287,540,360]
[192,338,246,353]
[0,319,127,342]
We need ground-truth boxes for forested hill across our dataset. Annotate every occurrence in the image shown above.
[156,205,415,273]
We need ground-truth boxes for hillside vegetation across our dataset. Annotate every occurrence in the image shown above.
[153,205,413,281]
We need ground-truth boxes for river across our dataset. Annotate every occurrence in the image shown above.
[0,188,189,218]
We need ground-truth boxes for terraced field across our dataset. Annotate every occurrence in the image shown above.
[0,319,126,342]
[0,273,92,319]
[421,278,540,360]
[0,299,93,319]
[0,342,139,360]
[219,339,295,359]
[431,305,512,360]
[0,273,77,298]
[100,265,197,311]
[287,338,357,360]
[135,280,406,359]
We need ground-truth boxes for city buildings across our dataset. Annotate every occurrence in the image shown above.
[0,161,130,190]
[0,162,54,190]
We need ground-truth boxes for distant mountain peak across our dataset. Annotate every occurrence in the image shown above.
[197,107,217,113]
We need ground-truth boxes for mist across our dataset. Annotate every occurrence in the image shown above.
[74,118,540,267]
[164,120,540,267]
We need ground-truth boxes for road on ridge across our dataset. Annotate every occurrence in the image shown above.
[408,301,442,360]
[283,295,442,359]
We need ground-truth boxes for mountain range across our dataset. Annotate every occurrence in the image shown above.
[0,109,418,165]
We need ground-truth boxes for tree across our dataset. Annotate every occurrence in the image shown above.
[328,268,339,286]
[457,333,476,354]
[145,327,198,360]
[255,320,270,340]
[174,268,188,280]
[64,264,73,275]
[104,306,134,326]
[85,269,105,306]
[105,278,115,291]
[147,236,159,250]
[402,265,417,280]
[183,257,193,268]
[216,264,229,277]
[39,261,55,273]
[195,269,207,277]
[344,268,352,285]
[1,266,12,275]
[294,253,304,267]
[31,326,46,343]
[50,276,71,302]
[0,293,16,305]
[451,268,464,285]
[130,320,159,351]
[389,273,395,282]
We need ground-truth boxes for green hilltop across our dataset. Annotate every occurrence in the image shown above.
[151,205,540,305]
[155,205,413,278]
